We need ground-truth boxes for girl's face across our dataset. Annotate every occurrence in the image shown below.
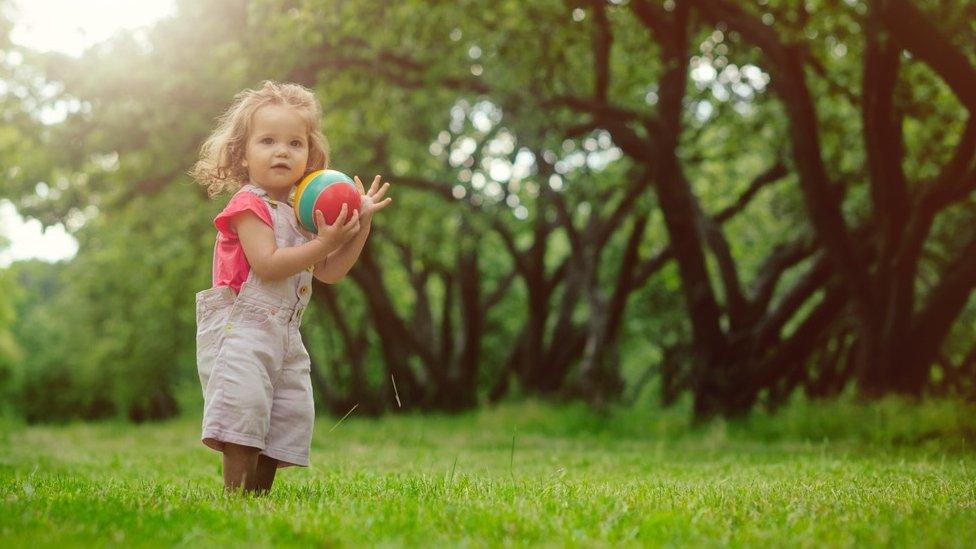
[242,104,310,201]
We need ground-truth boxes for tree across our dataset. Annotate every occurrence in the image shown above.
[3,0,975,422]
[690,0,976,400]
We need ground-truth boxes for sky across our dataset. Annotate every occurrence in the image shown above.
[7,0,175,57]
[0,0,175,267]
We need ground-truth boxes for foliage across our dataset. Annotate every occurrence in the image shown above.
[2,0,976,420]
[0,267,21,414]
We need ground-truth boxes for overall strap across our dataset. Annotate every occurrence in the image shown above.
[237,184,280,230]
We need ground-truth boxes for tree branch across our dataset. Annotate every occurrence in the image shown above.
[877,0,976,113]
[690,0,876,322]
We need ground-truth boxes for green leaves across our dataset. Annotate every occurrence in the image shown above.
[3,0,976,420]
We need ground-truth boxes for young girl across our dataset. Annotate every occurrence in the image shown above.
[190,80,391,493]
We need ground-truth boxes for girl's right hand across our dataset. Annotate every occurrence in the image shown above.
[314,205,360,252]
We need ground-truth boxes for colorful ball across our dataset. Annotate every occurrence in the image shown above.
[293,169,362,232]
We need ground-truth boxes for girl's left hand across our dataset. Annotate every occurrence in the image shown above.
[354,175,392,221]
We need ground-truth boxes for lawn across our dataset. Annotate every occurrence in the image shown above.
[1,399,974,547]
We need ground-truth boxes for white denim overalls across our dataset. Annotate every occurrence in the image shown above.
[195,184,316,467]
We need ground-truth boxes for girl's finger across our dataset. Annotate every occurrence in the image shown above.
[368,175,381,195]
[315,209,326,229]
[372,197,393,212]
[371,182,391,201]
[333,204,349,226]
[354,175,365,194]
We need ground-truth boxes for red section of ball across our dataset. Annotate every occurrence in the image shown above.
[313,182,362,225]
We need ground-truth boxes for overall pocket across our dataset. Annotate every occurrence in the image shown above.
[231,301,276,327]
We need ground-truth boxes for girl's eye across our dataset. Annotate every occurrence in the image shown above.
[291,140,304,147]
[261,137,274,144]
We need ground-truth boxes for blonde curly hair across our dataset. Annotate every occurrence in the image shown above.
[191,80,330,197]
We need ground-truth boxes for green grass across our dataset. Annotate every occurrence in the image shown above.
[1,398,975,547]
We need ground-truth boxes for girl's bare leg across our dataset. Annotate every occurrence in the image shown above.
[223,442,260,492]
[253,454,279,493]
